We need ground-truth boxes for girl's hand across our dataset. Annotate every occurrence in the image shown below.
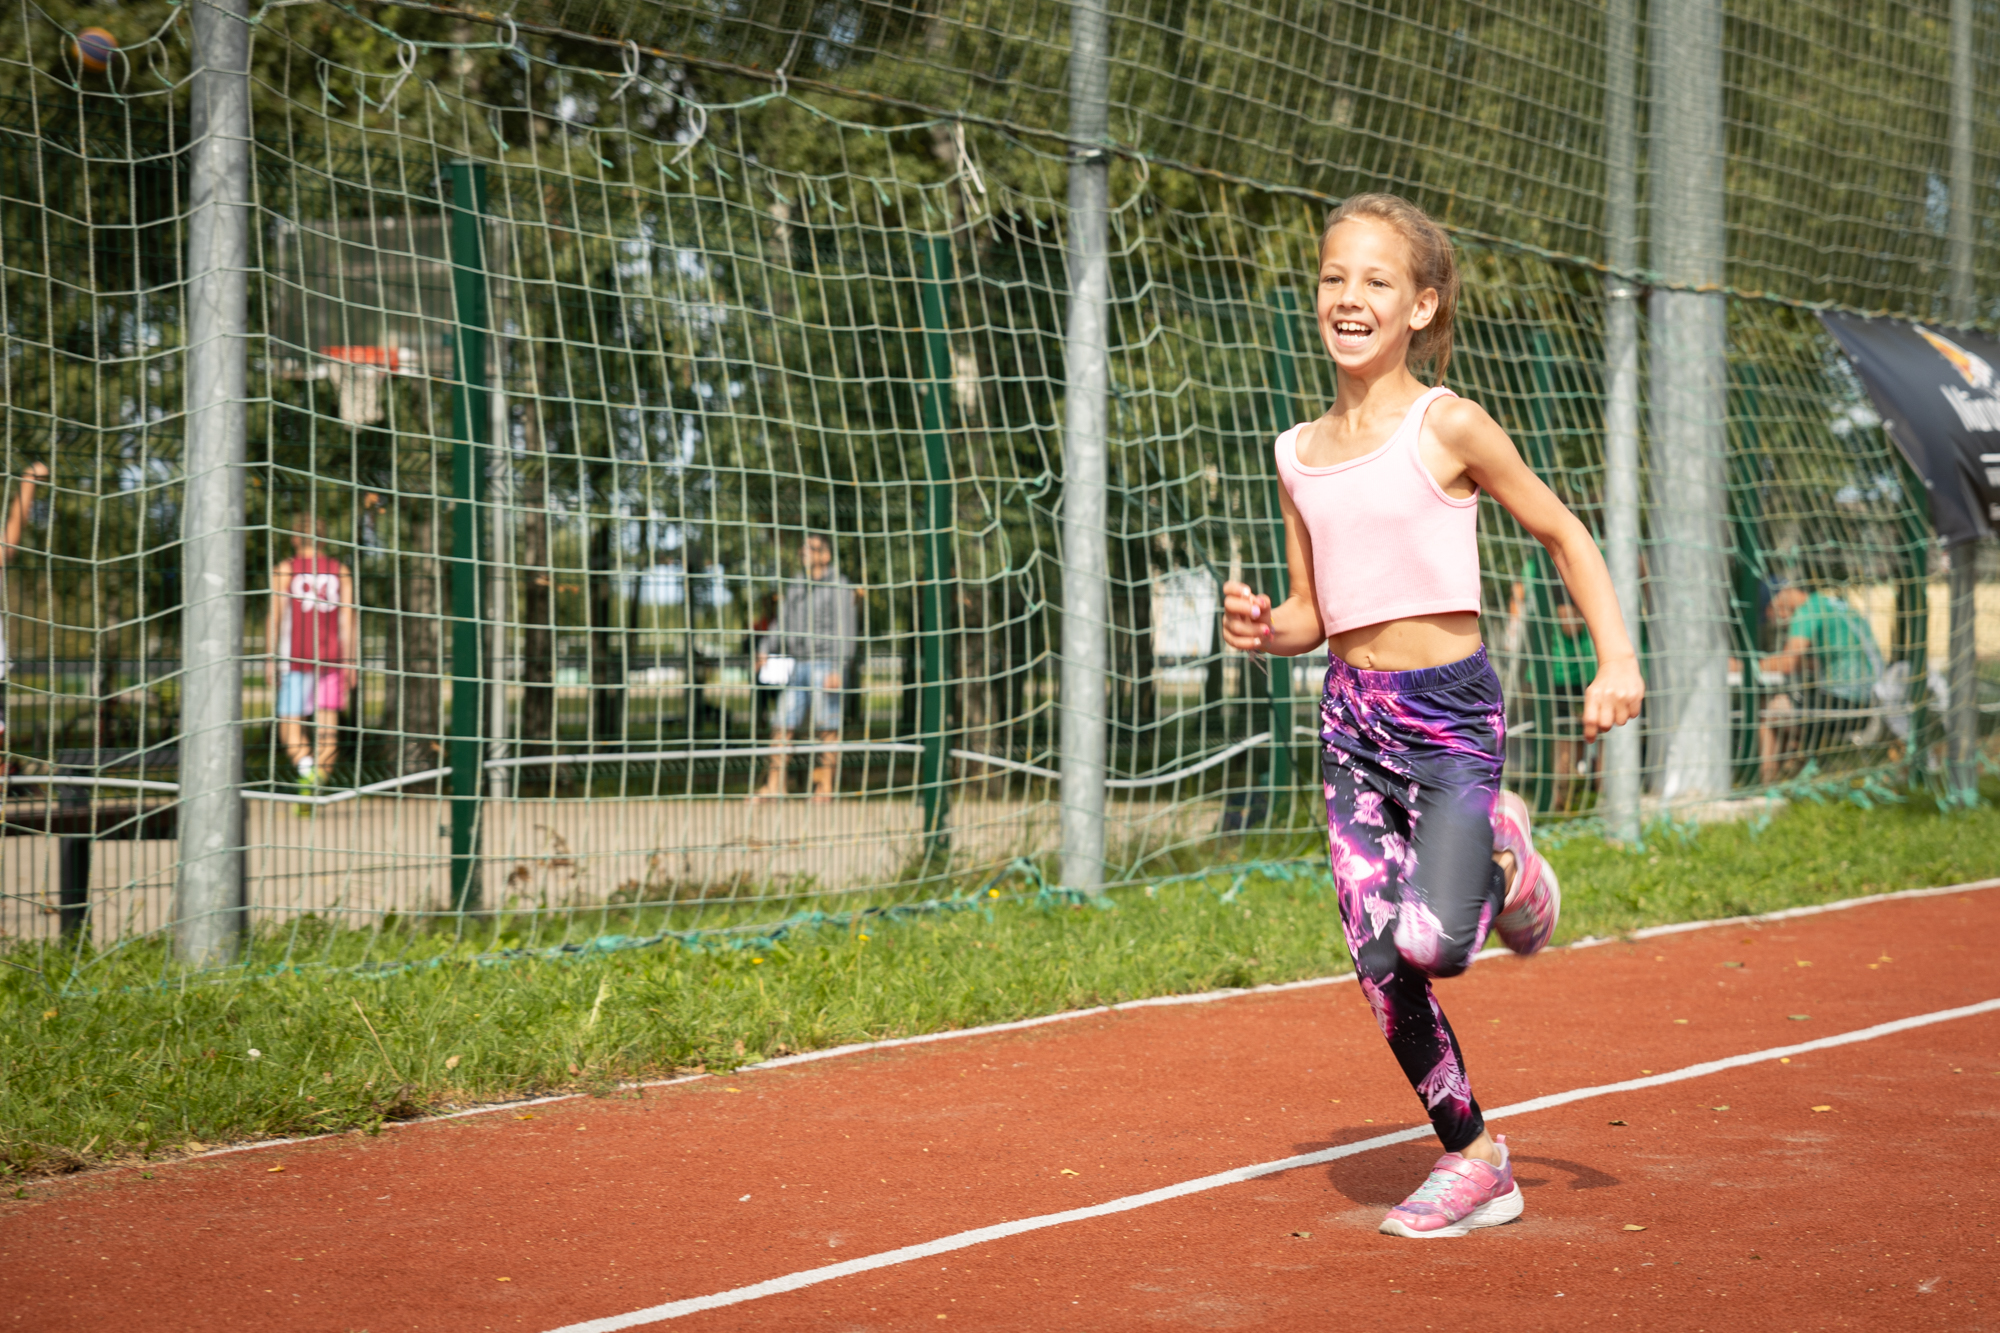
[1220,580,1274,653]
[1582,653,1645,743]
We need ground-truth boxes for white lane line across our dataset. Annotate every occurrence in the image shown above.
[541,994,2000,1331]
[643,873,2000,1081]
[1469,874,2000,965]
[735,969,1355,1076]
[181,873,1999,1165]
[1617,876,2000,939]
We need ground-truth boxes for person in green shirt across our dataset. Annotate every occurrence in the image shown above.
[1749,583,1885,784]
[1547,593,1598,809]
[1508,554,1599,810]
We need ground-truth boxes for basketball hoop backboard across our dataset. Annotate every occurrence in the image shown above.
[318,345,416,426]
[269,215,455,421]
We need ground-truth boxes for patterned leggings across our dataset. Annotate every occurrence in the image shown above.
[1320,647,1508,1153]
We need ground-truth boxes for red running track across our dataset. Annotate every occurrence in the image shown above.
[4,886,1998,1331]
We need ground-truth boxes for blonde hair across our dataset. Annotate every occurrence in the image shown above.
[1320,193,1460,384]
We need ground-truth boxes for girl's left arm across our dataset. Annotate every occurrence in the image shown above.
[1429,398,1645,742]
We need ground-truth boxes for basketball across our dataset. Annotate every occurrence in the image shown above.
[74,26,116,72]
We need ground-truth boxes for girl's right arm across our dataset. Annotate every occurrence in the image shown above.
[1221,480,1324,656]
[0,461,44,567]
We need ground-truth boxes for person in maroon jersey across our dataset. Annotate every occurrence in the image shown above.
[266,515,356,791]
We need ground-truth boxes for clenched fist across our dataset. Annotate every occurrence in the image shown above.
[1220,580,1274,653]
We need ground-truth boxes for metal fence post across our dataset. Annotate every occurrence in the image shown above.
[1944,542,1980,803]
[1523,333,1564,813]
[1648,0,1732,808]
[1891,456,1934,782]
[916,234,956,852]
[1259,289,1301,818]
[1060,0,1111,892]
[1600,0,1644,842]
[58,837,91,942]
[173,0,251,966]
[447,161,490,913]
[488,264,512,798]
[1945,0,1981,807]
[1950,0,1975,325]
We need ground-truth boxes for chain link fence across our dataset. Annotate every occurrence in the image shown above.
[0,0,1994,976]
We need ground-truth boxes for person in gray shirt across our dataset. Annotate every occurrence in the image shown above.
[753,531,859,801]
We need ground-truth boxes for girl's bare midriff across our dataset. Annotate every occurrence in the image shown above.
[1326,610,1482,672]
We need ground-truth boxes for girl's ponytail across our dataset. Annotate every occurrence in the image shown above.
[1322,194,1460,385]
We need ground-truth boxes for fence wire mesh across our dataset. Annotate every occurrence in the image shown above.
[0,0,1995,978]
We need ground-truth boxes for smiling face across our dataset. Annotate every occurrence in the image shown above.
[1315,217,1439,378]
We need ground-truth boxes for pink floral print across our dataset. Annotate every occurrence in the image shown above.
[1319,647,1509,1153]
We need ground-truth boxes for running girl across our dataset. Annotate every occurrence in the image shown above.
[1222,194,1644,1238]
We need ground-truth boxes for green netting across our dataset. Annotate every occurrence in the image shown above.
[493,0,2000,314]
[0,0,1994,979]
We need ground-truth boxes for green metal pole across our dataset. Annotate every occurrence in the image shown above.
[916,236,955,852]
[447,161,489,912]
[1524,555,1558,812]
[1259,290,1301,820]
[1727,368,1764,787]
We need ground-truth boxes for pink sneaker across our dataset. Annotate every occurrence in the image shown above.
[1378,1136,1523,1238]
[1491,790,1560,956]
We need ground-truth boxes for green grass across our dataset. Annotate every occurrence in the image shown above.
[4,779,1998,1182]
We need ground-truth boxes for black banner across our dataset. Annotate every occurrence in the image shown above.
[1819,310,2000,545]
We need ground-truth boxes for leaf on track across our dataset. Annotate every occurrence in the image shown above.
[1811,1105,1833,1112]
[1060,1168,1079,1176]
[1608,1119,1628,1126]
[1623,1224,1647,1231]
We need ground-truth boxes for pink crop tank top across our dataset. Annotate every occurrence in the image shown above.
[1273,385,1482,637]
